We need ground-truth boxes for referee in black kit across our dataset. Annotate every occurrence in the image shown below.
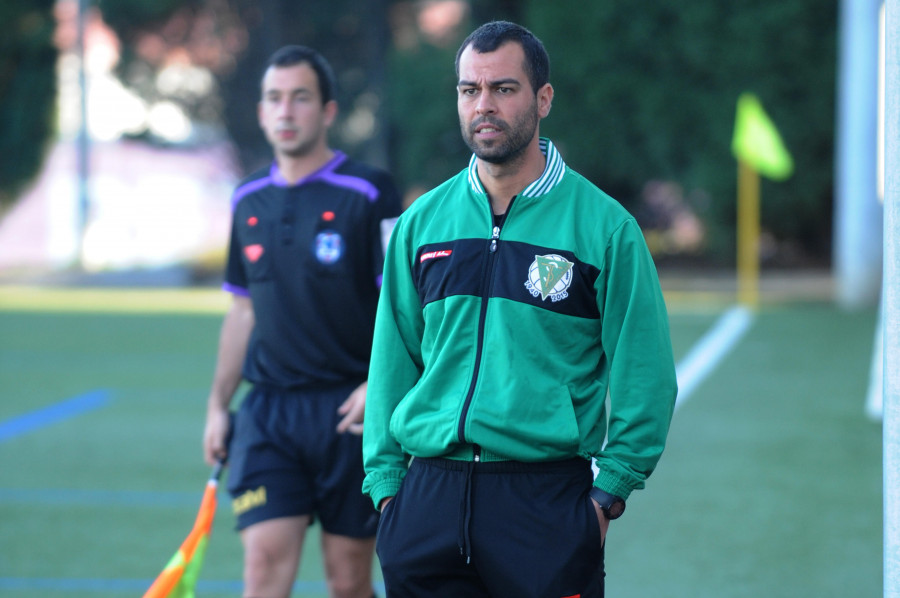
[202,45,402,598]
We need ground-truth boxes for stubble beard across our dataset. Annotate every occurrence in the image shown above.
[268,118,325,160]
[276,133,318,159]
[462,103,539,165]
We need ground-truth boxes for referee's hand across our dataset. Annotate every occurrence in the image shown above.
[203,404,230,466]
[336,381,367,435]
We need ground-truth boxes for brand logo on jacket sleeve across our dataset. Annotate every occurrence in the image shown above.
[525,254,574,302]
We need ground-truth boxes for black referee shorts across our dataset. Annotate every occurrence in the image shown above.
[376,455,605,598]
[226,383,378,537]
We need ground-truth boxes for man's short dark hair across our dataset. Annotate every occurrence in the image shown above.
[263,45,337,105]
[454,21,550,95]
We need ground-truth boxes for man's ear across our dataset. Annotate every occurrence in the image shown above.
[323,99,339,127]
[537,83,553,119]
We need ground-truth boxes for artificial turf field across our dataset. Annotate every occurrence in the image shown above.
[0,283,883,597]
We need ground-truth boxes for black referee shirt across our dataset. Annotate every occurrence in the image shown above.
[224,151,402,390]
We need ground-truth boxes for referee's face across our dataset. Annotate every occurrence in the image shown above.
[258,63,337,159]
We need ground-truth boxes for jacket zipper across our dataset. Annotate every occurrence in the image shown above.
[457,224,501,452]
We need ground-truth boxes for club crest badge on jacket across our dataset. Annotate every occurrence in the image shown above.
[525,254,574,302]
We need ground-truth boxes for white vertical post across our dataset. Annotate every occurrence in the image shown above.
[835,0,883,309]
[884,2,900,596]
[76,0,90,266]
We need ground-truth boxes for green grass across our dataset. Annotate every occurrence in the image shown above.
[608,303,881,597]
[0,289,882,597]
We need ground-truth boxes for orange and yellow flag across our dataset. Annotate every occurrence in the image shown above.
[142,464,221,598]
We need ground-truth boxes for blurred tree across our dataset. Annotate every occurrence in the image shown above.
[386,0,524,202]
[98,0,393,176]
[97,0,247,144]
[219,0,393,174]
[99,0,202,34]
[85,0,837,265]
[0,0,58,213]
[386,1,468,196]
[388,1,836,265]
[529,1,837,265]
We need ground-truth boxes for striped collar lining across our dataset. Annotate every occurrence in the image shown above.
[467,138,567,198]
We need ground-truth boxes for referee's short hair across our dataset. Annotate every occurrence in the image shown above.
[263,45,337,105]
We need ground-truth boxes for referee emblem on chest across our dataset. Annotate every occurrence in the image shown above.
[525,254,574,302]
[315,231,344,264]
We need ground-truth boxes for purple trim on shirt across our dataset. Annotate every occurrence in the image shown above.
[231,176,274,212]
[270,161,289,187]
[375,274,383,289]
[319,170,380,202]
[270,151,348,186]
[223,281,250,297]
[311,151,348,180]
[239,152,379,202]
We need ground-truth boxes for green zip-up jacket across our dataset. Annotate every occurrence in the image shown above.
[362,139,677,510]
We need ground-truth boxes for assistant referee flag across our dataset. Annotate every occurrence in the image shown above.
[142,462,222,598]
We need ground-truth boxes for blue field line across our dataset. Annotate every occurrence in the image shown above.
[0,390,111,442]
[674,304,754,409]
[0,577,386,594]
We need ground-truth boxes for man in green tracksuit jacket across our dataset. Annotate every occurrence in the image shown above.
[363,20,677,598]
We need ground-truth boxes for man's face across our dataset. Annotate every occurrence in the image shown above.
[456,42,550,164]
[258,63,335,158]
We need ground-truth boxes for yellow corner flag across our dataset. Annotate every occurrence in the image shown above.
[731,92,794,181]
[142,463,222,598]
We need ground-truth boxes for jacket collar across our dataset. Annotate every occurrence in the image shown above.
[467,137,567,198]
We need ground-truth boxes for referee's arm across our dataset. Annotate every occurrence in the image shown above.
[203,294,254,465]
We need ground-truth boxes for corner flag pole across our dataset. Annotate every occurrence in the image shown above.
[884,1,900,596]
[736,160,761,308]
[731,92,793,310]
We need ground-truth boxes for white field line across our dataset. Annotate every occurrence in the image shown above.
[674,305,754,410]
[593,305,753,477]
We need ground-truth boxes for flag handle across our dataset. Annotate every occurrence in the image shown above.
[209,458,225,483]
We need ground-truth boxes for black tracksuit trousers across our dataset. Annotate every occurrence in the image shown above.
[375,456,605,598]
